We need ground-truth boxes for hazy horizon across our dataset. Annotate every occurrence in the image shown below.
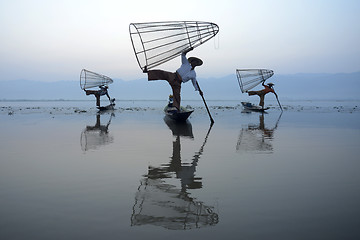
[1,71,359,101]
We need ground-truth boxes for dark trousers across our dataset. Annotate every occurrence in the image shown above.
[248,90,266,107]
[85,90,110,107]
[147,70,182,110]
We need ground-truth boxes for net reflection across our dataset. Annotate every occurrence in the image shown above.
[80,113,114,152]
[131,119,218,230]
[236,112,282,154]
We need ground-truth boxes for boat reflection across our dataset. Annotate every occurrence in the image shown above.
[236,112,282,154]
[131,119,218,230]
[80,113,114,152]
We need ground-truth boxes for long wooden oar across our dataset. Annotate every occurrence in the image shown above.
[275,95,283,111]
[272,86,282,111]
[196,82,214,124]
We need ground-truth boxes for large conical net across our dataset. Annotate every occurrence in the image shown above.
[80,69,113,90]
[236,69,274,93]
[131,178,219,230]
[236,127,273,154]
[80,114,114,151]
[129,21,219,71]
[80,129,114,151]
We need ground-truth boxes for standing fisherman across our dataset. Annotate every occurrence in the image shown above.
[84,85,115,108]
[247,82,279,109]
[143,47,203,112]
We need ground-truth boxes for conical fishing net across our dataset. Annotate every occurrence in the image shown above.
[131,178,219,230]
[236,69,274,93]
[129,21,219,71]
[80,69,113,90]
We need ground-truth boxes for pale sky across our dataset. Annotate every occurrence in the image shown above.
[0,0,359,82]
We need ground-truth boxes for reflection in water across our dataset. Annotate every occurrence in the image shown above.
[131,119,218,230]
[236,112,282,153]
[80,113,114,151]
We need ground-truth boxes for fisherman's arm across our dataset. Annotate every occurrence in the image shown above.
[191,78,203,95]
[181,52,188,64]
[181,47,193,63]
[191,78,199,91]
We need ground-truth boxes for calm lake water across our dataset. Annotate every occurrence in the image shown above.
[1,100,360,239]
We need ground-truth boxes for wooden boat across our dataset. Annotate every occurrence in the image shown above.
[241,102,269,112]
[97,103,115,111]
[164,105,193,122]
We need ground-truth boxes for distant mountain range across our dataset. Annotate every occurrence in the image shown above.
[1,72,359,100]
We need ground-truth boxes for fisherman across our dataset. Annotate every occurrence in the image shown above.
[84,85,115,108]
[247,82,279,109]
[143,47,203,112]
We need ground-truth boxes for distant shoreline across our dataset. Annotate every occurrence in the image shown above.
[1,99,359,116]
[1,98,360,102]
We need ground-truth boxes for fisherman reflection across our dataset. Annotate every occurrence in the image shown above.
[258,114,275,139]
[150,118,201,191]
[236,112,282,153]
[80,113,114,152]
[131,120,218,230]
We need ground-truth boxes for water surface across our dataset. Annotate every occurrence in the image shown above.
[1,100,359,239]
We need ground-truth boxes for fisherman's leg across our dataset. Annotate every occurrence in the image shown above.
[147,70,174,81]
[259,95,265,108]
[247,91,257,96]
[172,84,181,111]
[85,90,97,96]
[95,95,100,107]
[168,76,182,111]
